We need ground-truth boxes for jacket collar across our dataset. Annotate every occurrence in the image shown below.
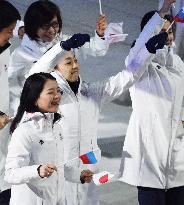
[20,112,54,124]
[20,112,61,131]
[21,34,59,59]
[52,70,82,97]
[0,42,11,54]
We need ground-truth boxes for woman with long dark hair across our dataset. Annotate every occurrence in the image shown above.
[5,72,93,205]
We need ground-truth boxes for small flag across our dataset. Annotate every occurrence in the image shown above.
[104,22,128,44]
[93,171,115,186]
[174,8,184,23]
[79,151,97,164]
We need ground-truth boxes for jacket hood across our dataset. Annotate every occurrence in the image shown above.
[52,70,82,96]
[20,111,54,122]
[19,112,58,132]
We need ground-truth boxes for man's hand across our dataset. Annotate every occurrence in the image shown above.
[0,115,12,129]
[80,169,93,184]
[159,0,176,18]
[182,121,184,128]
[96,15,107,37]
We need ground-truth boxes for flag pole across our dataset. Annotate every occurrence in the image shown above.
[172,3,175,8]
[166,20,175,32]
[99,0,103,15]
[57,156,79,168]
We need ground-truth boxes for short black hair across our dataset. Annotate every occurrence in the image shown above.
[24,0,62,41]
[141,11,176,36]
[141,10,157,31]
[0,1,20,32]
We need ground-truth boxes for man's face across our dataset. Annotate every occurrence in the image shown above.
[161,20,174,46]
[0,21,16,47]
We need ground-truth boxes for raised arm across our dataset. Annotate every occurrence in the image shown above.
[130,0,175,60]
[88,32,168,104]
[29,34,91,76]
[80,15,109,57]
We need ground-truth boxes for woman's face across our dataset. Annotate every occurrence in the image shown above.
[37,15,59,42]
[56,51,80,82]
[36,79,61,113]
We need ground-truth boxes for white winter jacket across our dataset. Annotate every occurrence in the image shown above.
[28,36,152,205]
[119,13,184,189]
[5,112,81,205]
[0,43,11,192]
[8,32,109,115]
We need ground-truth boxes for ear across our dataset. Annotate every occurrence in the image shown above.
[35,101,38,107]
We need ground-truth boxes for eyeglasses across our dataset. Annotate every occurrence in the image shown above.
[41,21,59,31]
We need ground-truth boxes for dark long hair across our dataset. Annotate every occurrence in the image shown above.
[24,0,62,40]
[10,72,56,133]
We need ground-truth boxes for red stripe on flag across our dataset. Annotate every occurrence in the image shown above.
[99,174,108,184]
[80,154,90,164]
[174,16,184,23]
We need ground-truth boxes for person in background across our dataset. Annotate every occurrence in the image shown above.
[0,1,21,204]
[119,0,184,204]
[8,0,109,116]
[159,0,184,60]
[13,20,25,40]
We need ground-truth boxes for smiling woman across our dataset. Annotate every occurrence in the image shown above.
[6,73,63,205]
[24,1,62,42]
[36,79,61,113]
[55,51,80,82]
[10,72,61,134]
[5,72,93,205]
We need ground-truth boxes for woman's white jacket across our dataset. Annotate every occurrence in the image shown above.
[0,44,11,192]
[5,112,81,205]
[119,13,184,189]
[8,32,109,115]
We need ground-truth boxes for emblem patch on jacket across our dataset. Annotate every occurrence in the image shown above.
[39,140,44,145]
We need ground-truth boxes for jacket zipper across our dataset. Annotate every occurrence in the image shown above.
[165,77,176,189]
[53,123,59,204]
[76,93,81,205]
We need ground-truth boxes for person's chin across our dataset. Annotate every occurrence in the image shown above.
[45,35,55,42]
[0,41,8,47]
[72,74,79,81]
[49,106,59,113]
